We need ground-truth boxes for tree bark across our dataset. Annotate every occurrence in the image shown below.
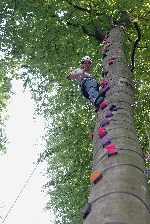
[83,26,150,224]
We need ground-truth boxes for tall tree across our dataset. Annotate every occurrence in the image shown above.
[1,0,150,223]
[82,26,150,224]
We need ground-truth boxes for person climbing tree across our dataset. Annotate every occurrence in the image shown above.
[67,56,104,111]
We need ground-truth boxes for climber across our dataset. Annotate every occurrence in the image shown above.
[67,56,104,110]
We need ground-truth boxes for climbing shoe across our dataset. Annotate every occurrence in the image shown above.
[94,95,103,107]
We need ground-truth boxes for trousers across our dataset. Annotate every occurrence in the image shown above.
[82,79,100,101]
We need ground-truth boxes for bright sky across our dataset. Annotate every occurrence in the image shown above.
[0,79,54,224]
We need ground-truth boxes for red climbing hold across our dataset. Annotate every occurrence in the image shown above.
[100,101,107,109]
[108,60,113,65]
[98,127,107,137]
[104,40,110,44]
[110,55,115,60]
[101,80,108,87]
[105,144,118,157]
[102,70,108,77]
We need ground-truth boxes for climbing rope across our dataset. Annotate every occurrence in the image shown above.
[2,161,40,223]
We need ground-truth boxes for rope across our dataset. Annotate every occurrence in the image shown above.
[89,191,150,214]
[93,148,144,170]
[2,161,40,223]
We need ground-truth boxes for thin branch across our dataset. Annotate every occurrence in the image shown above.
[66,20,95,38]
[66,0,92,13]
[66,0,103,16]
[131,22,141,73]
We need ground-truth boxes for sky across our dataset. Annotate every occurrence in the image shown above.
[0,79,54,224]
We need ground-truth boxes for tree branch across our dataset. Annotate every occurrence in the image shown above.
[66,0,92,13]
[66,0,103,16]
[131,22,141,73]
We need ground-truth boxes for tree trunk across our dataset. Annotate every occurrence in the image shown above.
[83,26,150,224]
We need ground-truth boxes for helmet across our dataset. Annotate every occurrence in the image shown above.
[80,56,92,64]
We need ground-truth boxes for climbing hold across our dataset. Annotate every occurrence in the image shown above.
[105,110,113,117]
[90,170,102,184]
[100,101,107,109]
[105,144,118,157]
[108,60,113,65]
[104,40,110,44]
[98,127,107,137]
[103,84,110,92]
[110,55,115,60]
[104,47,109,52]
[100,137,111,147]
[102,53,107,59]
[101,80,108,87]
[100,118,109,127]
[102,70,108,77]
[81,203,92,219]
[109,104,117,111]
[105,43,110,47]
[89,132,93,140]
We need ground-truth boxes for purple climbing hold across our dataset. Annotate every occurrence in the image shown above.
[109,104,117,111]
[100,137,111,147]
[105,110,113,118]
[103,84,110,92]
[100,118,109,127]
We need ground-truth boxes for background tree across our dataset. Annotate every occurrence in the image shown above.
[0,58,11,153]
[1,0,150,223]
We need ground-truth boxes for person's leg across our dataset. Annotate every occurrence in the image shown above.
[83,79,99,100]
[83,79,104,107]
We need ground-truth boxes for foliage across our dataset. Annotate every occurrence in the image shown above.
[0,59,11,153]
[1,0,150,222]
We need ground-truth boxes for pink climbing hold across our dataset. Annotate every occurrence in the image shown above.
[104,40,110,44]
[101,80,108,87]
[105,143,118,157]
[98,127,107,137]
[100,101,107,109]
[108,60,113,65]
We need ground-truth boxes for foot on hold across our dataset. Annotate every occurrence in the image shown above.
[94,95,103,106]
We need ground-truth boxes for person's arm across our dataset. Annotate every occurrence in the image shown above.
[67,69,85,80]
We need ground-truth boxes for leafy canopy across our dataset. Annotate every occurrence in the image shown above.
[1,0,150,222]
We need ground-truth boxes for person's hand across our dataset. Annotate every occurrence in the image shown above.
[79,68,85,76]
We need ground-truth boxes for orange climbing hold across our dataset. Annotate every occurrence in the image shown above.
[110,55,115,60]
[90,170,102,184]
[89,132,93,140]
